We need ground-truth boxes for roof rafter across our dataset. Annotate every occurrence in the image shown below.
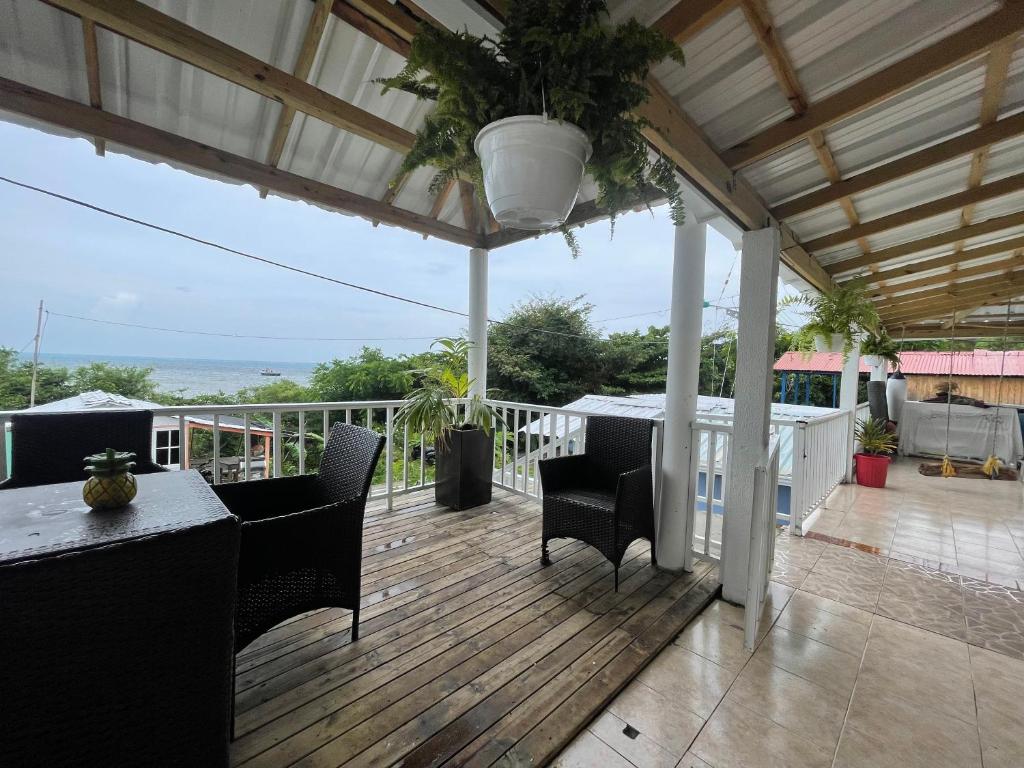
[721,2,1024,169]
[859,235,1024,285]
[873,264,1024,309]
[804,171,1024,252]
[772,112,1024,219]
[259,0,334,199]
[892,323,1024,339]
[0,77,482,247]
[46,0,416,154]
[867,251,1024,298]
[825,210,1024,275]
[653,0,739,44]
[80,16,104,156]
[879,279,1024,323]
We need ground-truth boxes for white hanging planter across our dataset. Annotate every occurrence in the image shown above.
[862,354,884,369]
[474,115,592,230]
[813,333,846,354]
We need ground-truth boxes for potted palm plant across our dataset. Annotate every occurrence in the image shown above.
[377,0,686,255]
[396,338,502,510]
[860,329,900,370]
[854,417,898,488]
[782,281,881,358]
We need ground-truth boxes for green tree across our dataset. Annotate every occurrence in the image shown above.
[68,361,158,400]
[600,326,670,394]
[311,347,416,401]
[0,348,71,409]
[487,296,604,405]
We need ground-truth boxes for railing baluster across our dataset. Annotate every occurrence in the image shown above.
[272,411,282,479]
[177,414,186,471]
[512,408,521,492]
[419,425,426,488]
[298,410,306,475]
[243,413,251,481]
[212,414,221,485]
[385,407,394,510]
[705,429,718,556]
[323,409,329,442]
[402,420,410,492]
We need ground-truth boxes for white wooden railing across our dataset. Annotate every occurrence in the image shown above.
[744,434,781,650]
[0,399,453,510]
[788,410,853,534]
[484,399,665,512]
[687,419,732,562]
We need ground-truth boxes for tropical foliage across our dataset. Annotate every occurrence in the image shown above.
[860,329,901,368]
[377,0,686,255]
[782,281,881,358]
[855,417,897,456]
[395,337,501,447]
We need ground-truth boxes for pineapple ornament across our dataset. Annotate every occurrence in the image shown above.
[83,448,138,510]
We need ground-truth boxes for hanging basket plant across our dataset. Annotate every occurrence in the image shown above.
[860,329,901,370]
[377,0,686,256]
[781,281,881,359]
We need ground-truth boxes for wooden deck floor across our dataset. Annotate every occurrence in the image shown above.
[230,488,720,768]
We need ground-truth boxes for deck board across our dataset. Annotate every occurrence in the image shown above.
[230,488,719,768]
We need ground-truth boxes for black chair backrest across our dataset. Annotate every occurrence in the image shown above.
[583,416,654,483]
[4,411,158,488]
[317,422,386,502]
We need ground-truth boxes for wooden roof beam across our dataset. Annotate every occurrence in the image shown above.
[259,0,333,199]
[825,210,1024,275]
[80,17,104,156]
[873,267,1024,310]
[773,112,1024,219]
[331,1,411,56]
[859,235,1024,285]
[867,251,1024,297]
[46,0,416,154]
[653,0,739,45]
[804,171,1024,252]
[892,323,1024,339]
[0,77,481,247]
[722,2,1024,169]
[879,279,1024,323]
[458,180,481,235]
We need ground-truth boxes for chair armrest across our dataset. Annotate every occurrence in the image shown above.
[615,465,654,520]
[238,495,365,582]
[539,454,592,493]
[212,474,322,522]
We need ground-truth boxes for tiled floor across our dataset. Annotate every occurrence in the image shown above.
[555,464,1024,768]
[806,459,1024,589]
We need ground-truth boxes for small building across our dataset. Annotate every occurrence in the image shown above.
[4,390,274,476]
[775,350,1024,407]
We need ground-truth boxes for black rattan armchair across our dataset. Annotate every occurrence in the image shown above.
[539,415,655,590]
[0,410,168,489]
[213,422,385,652]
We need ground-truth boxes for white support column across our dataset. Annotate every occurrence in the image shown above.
[657,220,707,572]
[840,340,861,482]
[467,247,489,399]
[721,227,780,604]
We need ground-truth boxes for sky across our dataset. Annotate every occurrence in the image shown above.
[0,120,796,364]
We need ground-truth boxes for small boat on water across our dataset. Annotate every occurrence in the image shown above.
[260,368,282,377]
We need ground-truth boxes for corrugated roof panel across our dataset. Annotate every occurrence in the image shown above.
[740,142,826,207]
[778,0,996,102]
[786,204,852,244]
[776,350,1024,376]
[0,1,88,102]
[827,58,988,173]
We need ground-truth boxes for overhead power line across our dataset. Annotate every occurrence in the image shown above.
[45,311,438,343]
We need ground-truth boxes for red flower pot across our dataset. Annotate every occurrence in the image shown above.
[855,453,890,488]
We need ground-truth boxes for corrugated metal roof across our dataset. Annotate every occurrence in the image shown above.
[776,350,1024,376]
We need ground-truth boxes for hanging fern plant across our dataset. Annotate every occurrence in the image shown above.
[780,281,881,359]
[377,0,685,255]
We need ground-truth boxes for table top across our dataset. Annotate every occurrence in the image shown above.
[0,469,233,565]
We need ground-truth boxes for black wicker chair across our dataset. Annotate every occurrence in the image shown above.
[213,421,385,653]
[0,410,168,489]
[539,415,656,590]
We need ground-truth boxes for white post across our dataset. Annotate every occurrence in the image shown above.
[840,340,861,482]
[468,247,489,399]
[721,228,780,604]
[657,221,707,571]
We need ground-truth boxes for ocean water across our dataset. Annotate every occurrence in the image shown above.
[36,352,316,398]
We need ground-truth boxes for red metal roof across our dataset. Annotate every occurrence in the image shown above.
[774,350,1024,377]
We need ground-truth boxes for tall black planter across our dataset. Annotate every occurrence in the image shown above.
[434,427,494,510]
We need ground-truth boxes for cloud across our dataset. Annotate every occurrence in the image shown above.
[97,291,140,309]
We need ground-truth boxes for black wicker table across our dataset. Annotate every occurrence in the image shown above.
[0,469,240,767]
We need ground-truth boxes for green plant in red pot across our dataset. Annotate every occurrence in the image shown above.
[854,418,897,488]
